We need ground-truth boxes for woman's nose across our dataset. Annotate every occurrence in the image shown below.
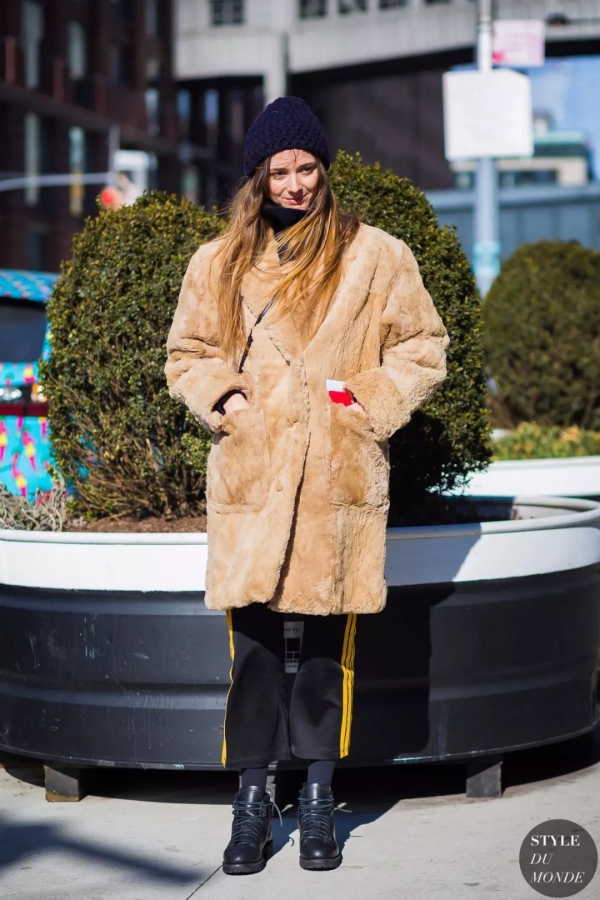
[288,173,301,192]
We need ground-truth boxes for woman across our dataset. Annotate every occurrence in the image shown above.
[165,96,449,875]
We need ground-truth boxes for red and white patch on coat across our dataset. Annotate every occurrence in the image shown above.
[326,379,353,407]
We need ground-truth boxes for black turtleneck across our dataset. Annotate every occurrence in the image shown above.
[262,203,309,236]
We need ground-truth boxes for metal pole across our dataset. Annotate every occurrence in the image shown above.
[473,0,500,297]
[107,126,121,187]
[263,32,288,106]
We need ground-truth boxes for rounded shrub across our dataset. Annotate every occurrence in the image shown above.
[483,240,600,430]
[493,423,600,461]
[329,152,490,513]
[41,193,224,519]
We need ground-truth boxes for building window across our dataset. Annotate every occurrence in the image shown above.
[299,0,327,17]
[109,44,129,84]
[0,294,47,361]
[339,0,367,13]
[379,0,407,8]
[228,92,245,155]
[109,0,132,20]
[24,113,41,206]
[177,89,191,140]
[69,126,86,216]
[146,57,161,82]
[204,88,219,152]
[145,87,160,135]
[27,230,47,273]
[68,21,87,80]
[23,1,44,89]
[145,0,159,35]
[181,166,199,205]
[210,0,244,26]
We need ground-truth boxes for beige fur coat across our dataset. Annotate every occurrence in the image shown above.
[165,223,449,615]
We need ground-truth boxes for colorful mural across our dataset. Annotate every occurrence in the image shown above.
[0,270,57,498]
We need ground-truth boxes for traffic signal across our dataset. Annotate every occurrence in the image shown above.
[99,186,125,210]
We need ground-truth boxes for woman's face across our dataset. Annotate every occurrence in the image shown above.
[268,149,319,210]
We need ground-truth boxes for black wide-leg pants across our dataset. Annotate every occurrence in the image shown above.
[221,604,358,769]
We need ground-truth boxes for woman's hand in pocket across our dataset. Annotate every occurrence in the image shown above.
[347,400,366,415]
[223,391,251,414]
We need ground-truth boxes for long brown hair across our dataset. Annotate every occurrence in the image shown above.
[211,157,360,364]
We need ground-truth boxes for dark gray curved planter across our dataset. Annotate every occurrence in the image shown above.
[1,496,599,798]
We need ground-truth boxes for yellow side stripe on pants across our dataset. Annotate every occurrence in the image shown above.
[340,613,357,758]
[221,609,235,766]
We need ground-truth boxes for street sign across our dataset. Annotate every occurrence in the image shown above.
[443,69,533,161]
[492,19,545,68]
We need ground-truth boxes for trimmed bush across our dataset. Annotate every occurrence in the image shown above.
[41,193,224,518]
[493,423,600,461]
[483,240,600,430]
[329,152,490,512]
[43,154,490,521]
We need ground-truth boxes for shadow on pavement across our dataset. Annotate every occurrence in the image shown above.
[269,803,395,858]
[502,726,599,791]
[0,815,204,883]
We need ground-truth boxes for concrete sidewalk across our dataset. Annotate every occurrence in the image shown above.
[0,734,598,900]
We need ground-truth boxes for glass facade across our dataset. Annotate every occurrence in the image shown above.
[68,20,87,80]
[339,0,367,12]
[145,0,159,36]
[299,0,327,17]
[23,1,44,89]
[24,113,41,207]
[210,0,245,26]
[68,126,86,216]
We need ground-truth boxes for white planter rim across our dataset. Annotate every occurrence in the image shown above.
[1,495,599,546]
[457,457,600,499]
[2,496,600,591]
[486,456,600,471]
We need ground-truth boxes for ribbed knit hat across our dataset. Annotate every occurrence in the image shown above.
[243,96,330,177]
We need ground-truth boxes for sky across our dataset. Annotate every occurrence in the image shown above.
[527,55,600,179]
[455,54,600,180]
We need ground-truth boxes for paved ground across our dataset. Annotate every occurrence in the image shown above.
[0,732,598,900]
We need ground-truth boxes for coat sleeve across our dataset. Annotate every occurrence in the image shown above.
[345,239,449,442]
[164,247,253,433]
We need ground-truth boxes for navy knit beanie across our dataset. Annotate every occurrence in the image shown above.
[243,96,330,177]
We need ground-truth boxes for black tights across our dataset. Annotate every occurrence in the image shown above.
[240,759,336,791]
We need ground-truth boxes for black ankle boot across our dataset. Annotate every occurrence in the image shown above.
[223,785,274,876]
[297,783,341,871]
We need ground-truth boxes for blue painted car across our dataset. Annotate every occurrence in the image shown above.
[0,270,57,497]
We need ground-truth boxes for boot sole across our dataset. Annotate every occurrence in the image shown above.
[223,839,273,876]
[299,854,342,871]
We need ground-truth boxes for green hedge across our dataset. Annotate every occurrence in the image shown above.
[483,240,600,430]
[41,193,224,518]
[42,153,490,521]
[493,423,600,461]
[329,152,490,513]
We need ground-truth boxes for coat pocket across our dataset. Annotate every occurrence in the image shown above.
[329,403,390,509]
[207,406,271,508]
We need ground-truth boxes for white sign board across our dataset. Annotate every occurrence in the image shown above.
[443,69,533,161]
[493,19,545,68]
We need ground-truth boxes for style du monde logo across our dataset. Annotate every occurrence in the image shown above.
[519,820,598,897]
